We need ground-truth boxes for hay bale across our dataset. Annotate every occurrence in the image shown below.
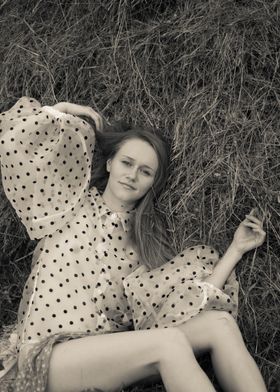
[0,0,279,390]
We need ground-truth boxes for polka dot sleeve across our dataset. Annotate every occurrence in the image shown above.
[0,97,95,239]
[123,245,239,330]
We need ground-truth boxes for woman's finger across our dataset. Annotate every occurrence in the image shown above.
[89,110,103,131]
[95,114,103,131]
[243,222,266,239]
[252,227,266,236]
[254,227,266,237]
[97,115,103,131]
[252,227,266,243]
[242,221,260,230]
[244,216,263,228]
[245,214,263,227]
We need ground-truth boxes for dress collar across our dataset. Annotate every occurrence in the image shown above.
[89,186,135,232]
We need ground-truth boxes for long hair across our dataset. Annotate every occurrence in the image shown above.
[90,120,174,269]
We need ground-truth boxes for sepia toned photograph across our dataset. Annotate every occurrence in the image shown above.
[0,1,279,391]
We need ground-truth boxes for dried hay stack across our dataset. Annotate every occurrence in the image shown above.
[0,1,279,390]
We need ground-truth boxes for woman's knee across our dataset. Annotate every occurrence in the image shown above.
[156,328,193,361]
[205,311,242,344]
[208,310,238,329]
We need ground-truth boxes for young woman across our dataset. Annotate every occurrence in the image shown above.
[0,97,267,392]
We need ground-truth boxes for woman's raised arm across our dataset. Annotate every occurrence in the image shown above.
[53,102,103,131]
[204,209,266,289]
[0,97,96,240]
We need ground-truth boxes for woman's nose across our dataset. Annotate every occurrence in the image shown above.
[127,167,138,181]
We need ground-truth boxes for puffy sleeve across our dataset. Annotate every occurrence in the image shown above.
[0,97,95,239]
[123,245,239,330]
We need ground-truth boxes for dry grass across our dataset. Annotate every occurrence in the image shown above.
[0,0,279,391]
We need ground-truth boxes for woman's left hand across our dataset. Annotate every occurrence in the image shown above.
[53,102,103,131]
[230,209,266,256]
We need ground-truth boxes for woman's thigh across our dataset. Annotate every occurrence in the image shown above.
[178,310,242,356]
[47,328,174,392]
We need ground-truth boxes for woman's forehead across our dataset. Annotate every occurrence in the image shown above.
[117,138,158,170]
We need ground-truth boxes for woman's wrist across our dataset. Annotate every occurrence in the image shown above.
[53,102,90,117]
[204,243,243,289]
[226,242,244,262]
[52,102,68,113]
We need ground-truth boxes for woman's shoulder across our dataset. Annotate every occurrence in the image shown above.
[1,96,41,119]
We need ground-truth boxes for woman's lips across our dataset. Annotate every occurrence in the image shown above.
[119,182,136,191]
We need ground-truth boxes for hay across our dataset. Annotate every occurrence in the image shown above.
[0,0,279,390]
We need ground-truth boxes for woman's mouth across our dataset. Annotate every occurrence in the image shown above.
[119,182,136,191]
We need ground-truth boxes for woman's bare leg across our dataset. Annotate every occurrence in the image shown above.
[47,327,216,392]
[178,311,267,392]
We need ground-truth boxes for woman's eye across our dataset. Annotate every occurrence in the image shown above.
[142,169,151,176]
[122,160,131,166]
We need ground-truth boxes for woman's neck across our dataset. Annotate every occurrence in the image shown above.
[102,185,135,213]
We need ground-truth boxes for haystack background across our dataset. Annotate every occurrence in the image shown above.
[0,0,279,391]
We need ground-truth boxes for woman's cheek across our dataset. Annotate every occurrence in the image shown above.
[143,177,155,193]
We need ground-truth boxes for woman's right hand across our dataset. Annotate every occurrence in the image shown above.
[53,102,103,131]
[230,209,266,256]
[80,105,103,131]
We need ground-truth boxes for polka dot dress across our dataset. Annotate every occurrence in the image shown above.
[0,97,239,391]
[123,245,238,330]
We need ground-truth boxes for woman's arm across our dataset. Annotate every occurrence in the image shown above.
[203,244,242,289]
[53,102,103,131]
[204,210,266,289]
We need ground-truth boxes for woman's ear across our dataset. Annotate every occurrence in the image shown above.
[106,159,112,172]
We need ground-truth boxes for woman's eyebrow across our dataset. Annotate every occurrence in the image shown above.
[121,155,155,171]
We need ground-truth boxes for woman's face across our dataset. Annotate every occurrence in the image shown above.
[105,138,159,209]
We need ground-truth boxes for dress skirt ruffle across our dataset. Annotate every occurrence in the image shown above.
[0,330,98,392]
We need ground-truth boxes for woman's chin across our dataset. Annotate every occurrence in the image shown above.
[118,193,137,205]
[114,183,147,206]
[116,184,136,198]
